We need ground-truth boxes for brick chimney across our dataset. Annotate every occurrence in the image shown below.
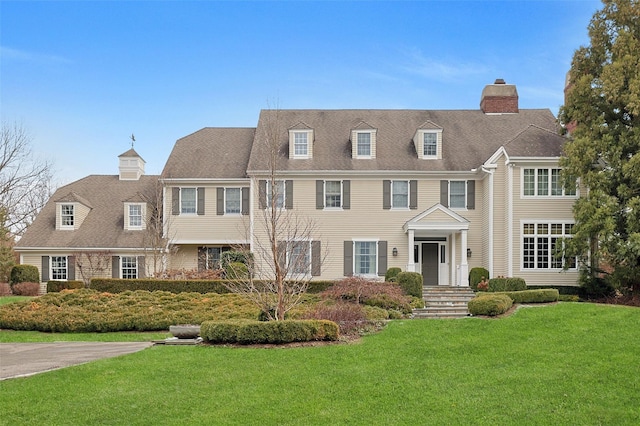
[480,79,519,114]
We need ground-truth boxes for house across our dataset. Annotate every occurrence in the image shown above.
[15,79,580,290]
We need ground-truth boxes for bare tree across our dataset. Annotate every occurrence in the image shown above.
[141,178,174,277]
[1,121,54,236]
[74,250,113,287]
[224,109,326,320]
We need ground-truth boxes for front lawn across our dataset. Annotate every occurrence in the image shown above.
[1,302,638,425]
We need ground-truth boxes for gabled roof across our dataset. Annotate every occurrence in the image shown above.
[54,191,94,209]
[247,109,558,173]
[503,124,565,158]
[118,148,145,162]
[161,128,255,179]
[403,204,470,233]
[16,175,159,250]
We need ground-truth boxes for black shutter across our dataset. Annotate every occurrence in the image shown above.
[41,256,50,282]
[197,247,206,271]
[343,241,353,276]
[409,180,418,210]
[137,256,146,278]
[285,180,294,210]
[311,240,321,276]
[217,188,224,215]
[440,180,449,207]
[259,180,267,209]
[316,180,324,209]
[172,188,180,215]
[342,180,350,209]
[378,241,388,276]
[467,180,475,210]
[197,187,205,215]
[241,187,250,215]
[112,256,120,278]
[383,180,391,209]
[67,256,75,280]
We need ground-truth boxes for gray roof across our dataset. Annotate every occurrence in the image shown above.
[118,148,145,162]
[247,109,559,173]
[503,125,565,157]
[16,175,159,250]
[162,128,255,179]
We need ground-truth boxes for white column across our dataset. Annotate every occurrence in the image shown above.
[460,229,469,286]
[450,232,456,286]
[407,229,415,272]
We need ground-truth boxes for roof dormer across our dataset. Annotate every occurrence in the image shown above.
[351,121,377,159]
[118,148,145,180]
[288,123,314,159]
[55,192,93,230]
[414,121,443,160]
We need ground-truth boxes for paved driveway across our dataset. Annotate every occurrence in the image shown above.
[0,342,153,380]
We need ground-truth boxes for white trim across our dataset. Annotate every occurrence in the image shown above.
[323,180,344,210]
[520,167,579,199]
[171,239,250,245]
[486,167,494,277]
[507,163,514,277]
[390,180,410,210]
[519,220,577,272]
[351,239,380,278]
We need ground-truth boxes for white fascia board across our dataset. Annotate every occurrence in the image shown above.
[170,239,250,245]
[160,178,250,185]
[247,170,479,179]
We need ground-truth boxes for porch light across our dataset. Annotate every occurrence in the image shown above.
[392,247,398,257]
[467,248,472,258]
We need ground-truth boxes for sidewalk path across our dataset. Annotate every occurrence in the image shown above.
[0,342,153,380]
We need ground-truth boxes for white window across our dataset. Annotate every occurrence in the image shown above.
[392,180,409,208]
[523,222,576,270]
[266,180,286,209]
[524,168,577,197]
[61,205,74,227]
[293,132,308,157]
[354,241,377,276]
[225,188,241,214]
[357,132,371,157]
[181,188,197,214]
[449,181,466,209]
[51,256,67,280]
[325,181,342,208]
[121,256,138,279]
[288,241,311,275]
[423,132,437,157]
[129,204,142,228]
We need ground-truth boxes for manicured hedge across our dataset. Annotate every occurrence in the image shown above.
[47,280,84,292]
[90,278,336,295]
[9,265,39,285]
[469,267,490,290]
[200,319,339,344]
[488,277,527,292]
[384,267,402,282]
[396,272,423,299]
[527,285,580,295]
[494,289,559,304]
[468,294,513,316]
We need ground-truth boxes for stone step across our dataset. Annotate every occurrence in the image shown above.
[412,308,471,319]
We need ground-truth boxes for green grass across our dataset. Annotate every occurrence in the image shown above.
[0,330,170,342]
[1,302,639,425]
[0,296,32,306]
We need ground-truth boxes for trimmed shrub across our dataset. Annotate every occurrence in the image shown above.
[559,294,580,302]
[385,267,402,282]
[9,265,39,285]
[322,277,412,314]
[527,285,580,295]
[305,281,335,294]
[578,273,616,298]
[495,289,559,304]
[200,319,338,344]
[469,267,490,290]
[468,294,513,316]
[220,251,253,268]
[10,282,40,296]
[90,278,231,294]
[0,282,12,296]
[488,277,527,292]
[47,280,84,292]
[396,272,423,298]
[225,262,248,279]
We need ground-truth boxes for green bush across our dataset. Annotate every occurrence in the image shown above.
[578,273,616,298]
[396,272,423,298]
[468,294,513,316]
[225,262,248,279]
[469,267,490,290]
[9,265,40,285]
[220,251,253,268]
[305,281,335,293]
[488,277,527,292]
[385,267,402,282]
[47,280,84,292]
[200,319,338,344]
[90,278,231,294]
[527,285,580,295]
[559,294,580,302]
[494,289,559,304]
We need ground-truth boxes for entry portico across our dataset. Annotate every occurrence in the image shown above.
[403,204,470,287]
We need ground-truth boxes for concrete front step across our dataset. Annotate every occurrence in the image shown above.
[414,286,476,318]
[412,308,471,319]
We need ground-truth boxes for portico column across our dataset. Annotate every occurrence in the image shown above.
[450,232,456,286]
[407,229,415,272]
[460,229,469,287]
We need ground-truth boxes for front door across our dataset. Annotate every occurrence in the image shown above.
[421,243,439,286]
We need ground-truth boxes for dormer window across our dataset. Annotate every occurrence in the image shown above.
[61,204,74,227]
[423,133,437,157]
[289,127,313,159]
[357,133,371,157]
[414,123,442,160]
[125,203,146,230]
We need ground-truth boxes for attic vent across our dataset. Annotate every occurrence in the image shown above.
[480,79,519,114]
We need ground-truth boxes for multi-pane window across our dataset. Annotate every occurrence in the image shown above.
[181,188,197,213]
[293,132,308,157]
[225,188,241,214]
[289,241,311,275]
[392,181,409,208]
[524,168,577,196]
[51,256,67,280]
[423,133,437,157]
[357,133,371,156]
[129,204,142,228]
[61,205,74,227]
[266,180,286,209]
[325,181,342,208]
[523,222,576,270]
[205,247,221,270]
[354,241,377,275]
[121,256,137,279]
[449,181,466,208]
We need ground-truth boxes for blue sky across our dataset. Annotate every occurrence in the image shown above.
[2,0,601,185]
